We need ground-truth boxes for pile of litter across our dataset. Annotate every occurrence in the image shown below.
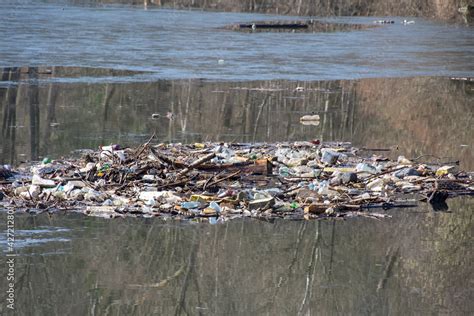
[1,138,473,222]
[224,20,375,33]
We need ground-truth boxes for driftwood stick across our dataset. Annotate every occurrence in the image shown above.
[156,175,198,190]
[134,133,155,159]
[207,170,241,187]
[177,153,216,177]
[364,166,406,181]
[150,148,186,168]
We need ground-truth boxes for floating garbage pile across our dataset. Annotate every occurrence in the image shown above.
[1,139,473,221]
[224,20,375,33]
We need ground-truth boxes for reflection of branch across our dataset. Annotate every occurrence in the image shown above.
[43,67,57,154]
[252,95,269,142]
[192,266,204,316]
[269,221,307,307]
[178,80,192,134]
[321,99,329,142]
[298,221,321,315]
[288,221,307,272]
[376,247,399,292]
[28,67,40,161]
[1,69,19,163]
[320,220,337,310]
[128,265,185,289]
[328,220,336,279]
[101,84,115,143]
[138,221,156,262]
[174,230,199,316]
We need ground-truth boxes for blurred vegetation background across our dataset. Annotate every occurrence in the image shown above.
[69,0,474,22]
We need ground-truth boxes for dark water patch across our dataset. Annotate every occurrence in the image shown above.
[1,75,472,170]
[0,66,152,87]
[0,198,472,314]
[1,66,148,79]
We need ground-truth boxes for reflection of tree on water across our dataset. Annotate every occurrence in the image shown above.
[28,68,40,161]
[1,68,19,164]
[2,199,472,315]
[43,67,59,155]
[1,67,49,163]
[101,84,115,145]
[0,71,472,169]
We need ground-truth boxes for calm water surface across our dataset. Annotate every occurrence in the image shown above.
[1,71,472,169]
[0,199,473,315]
[1,1,473,81]
[0,1,473,315]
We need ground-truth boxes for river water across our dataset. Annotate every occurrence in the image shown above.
[1,1,473,81]
[0,1,473,315]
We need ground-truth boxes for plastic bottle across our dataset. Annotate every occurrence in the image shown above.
[181,201,201,209]
[209,201,222,213]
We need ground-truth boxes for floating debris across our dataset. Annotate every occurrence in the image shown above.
[374,20,395,24]
[300,114,320,126]
[151,112,174,120]
[450,77,474,81]
[225,20,376,33]
[1,137,473,221]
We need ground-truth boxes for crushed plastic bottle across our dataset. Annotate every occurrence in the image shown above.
[254,191,274,200]
[436,165,457,177]
[80,162,96,173]
[214,145,235,160]
[32,174,56,188]
[397,156,413,165]
[102,199,114,206]
[63,181,75,193]
[249,197,275,210]
[209,201,222,213]
[317,180,336,196]
[308,180,320,191]
[321,150,339,165]
[330,172,358,185]
[181,201,201,209]
[393,168,420,179]
[28,185,41,199]
[356,163,378,174]
[278,166,295,177]
[84,189,106,203]
[367,178,384,191]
